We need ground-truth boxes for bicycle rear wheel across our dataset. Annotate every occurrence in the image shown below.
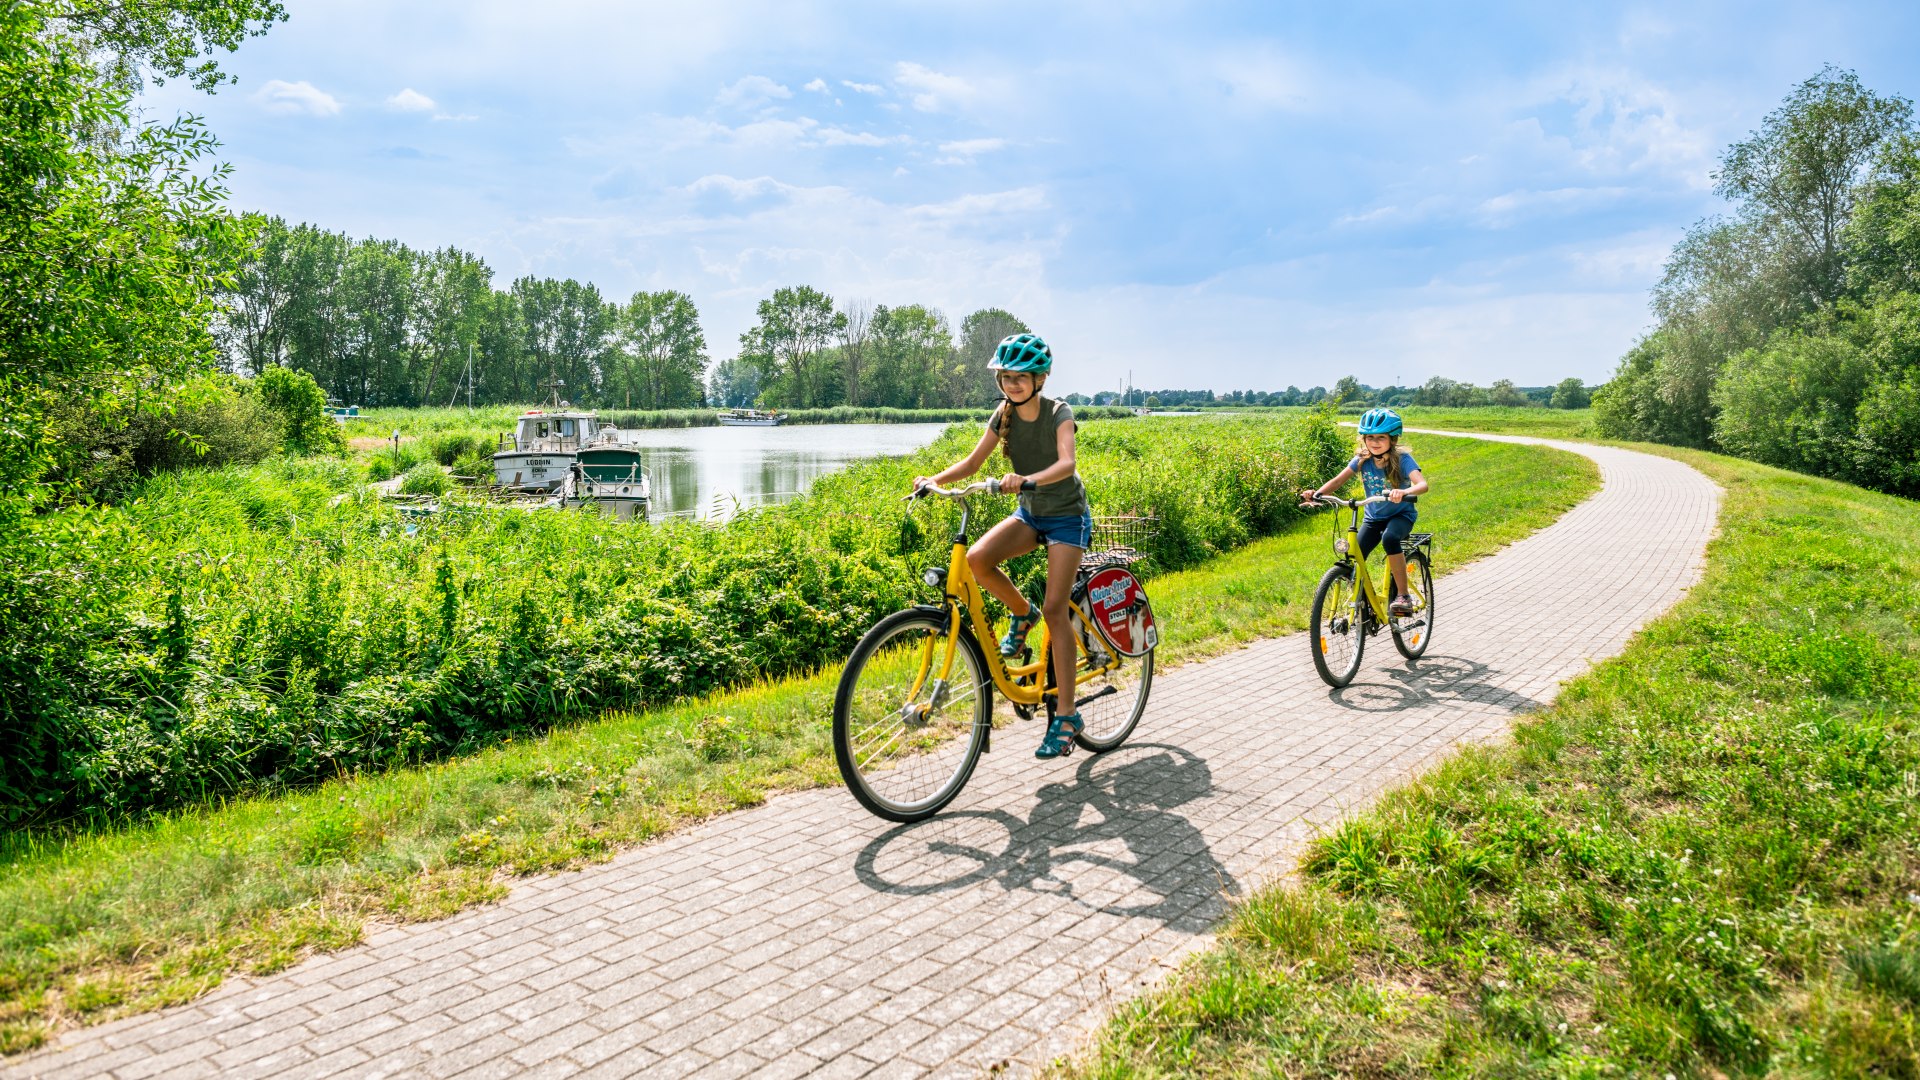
[1391,550,1435,660]
[833,609,992,822]
[1073,643,1152,752]
[1310,563,1365,687]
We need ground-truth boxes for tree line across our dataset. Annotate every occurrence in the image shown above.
[218,222,1037,413]
[1085,378,1591,410]
[1594,66,1920,498]
[219,215,710,410]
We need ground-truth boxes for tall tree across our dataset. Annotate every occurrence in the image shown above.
[218,213,294,375]
[958,307,1028,405]
[838,299,872,407]
[739,286,844,407]
[619,290,708,408]
[412,246,493,406]
[1716,66,1913,306]
[1,2,249,508]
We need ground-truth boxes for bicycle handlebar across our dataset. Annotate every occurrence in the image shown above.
[1303,493,1414,509]
[906,478,1038,501]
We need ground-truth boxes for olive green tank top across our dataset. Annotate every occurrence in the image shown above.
[988,396,1088,517]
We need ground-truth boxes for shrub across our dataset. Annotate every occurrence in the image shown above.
[398,462,450,497]
[253,366,344,455]
[1712,331,1874,482]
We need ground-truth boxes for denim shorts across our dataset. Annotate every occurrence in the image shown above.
[1012,505,1093,549]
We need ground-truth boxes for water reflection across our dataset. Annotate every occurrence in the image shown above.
[611,422,949,520]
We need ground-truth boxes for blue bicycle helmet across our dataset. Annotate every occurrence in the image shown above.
[1357,408,1403,436]
[989,333,1052,374]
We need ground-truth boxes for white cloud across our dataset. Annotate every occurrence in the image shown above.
[716,75,792,109]
[1474,185,1631,226]
[387,88,436,112]
[893,62,974,112]
[842,80,884,95]
[934,137,1006,165]
[909,186,1047,219]
[1515,67,1717,188]
[252,79,342,116]
[685,174,797,200]
[803,78,828,93]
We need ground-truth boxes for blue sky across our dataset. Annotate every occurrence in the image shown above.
[142,1,1920,396]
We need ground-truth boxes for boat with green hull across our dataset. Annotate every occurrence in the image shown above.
[572,443,651,521]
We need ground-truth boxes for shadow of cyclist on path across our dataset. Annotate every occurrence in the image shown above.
[1327,654,1544,716]
[854,744,1239,934]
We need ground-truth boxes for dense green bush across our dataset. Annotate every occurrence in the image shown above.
[253,366,345,455]
[398,462,451,496]
[2,412,1344,825]
[1703,296,1920,496]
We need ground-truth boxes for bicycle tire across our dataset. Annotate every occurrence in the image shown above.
[833,608,992,822]
[1390,550,1435,661]
[1073,644,1152,753]
[1310,563,1365,687]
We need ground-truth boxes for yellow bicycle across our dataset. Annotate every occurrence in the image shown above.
[833,480,1159,822]
[1306,493,1434,687]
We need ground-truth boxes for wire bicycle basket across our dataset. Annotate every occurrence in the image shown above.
[1082,513,1159,569]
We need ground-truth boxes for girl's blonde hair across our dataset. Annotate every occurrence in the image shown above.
[1357,433,1410,489]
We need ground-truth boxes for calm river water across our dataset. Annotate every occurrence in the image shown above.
[613,422,950,519]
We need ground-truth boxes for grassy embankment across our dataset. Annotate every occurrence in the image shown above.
[0,424,1595,1052]
[1068,443,1920,1077]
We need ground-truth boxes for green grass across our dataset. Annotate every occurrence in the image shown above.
[1067,446,1920,1079]
[0,433,1593,1053]
[1396,406,1595,438]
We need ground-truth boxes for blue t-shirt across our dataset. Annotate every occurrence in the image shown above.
[1349,451,1420,520]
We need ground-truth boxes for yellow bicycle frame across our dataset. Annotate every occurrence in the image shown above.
[910,532,1119,708]
[1341,513,1395,624]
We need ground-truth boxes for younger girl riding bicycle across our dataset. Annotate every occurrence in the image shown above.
[913,333,1090,759]
[1300,408,1430,616]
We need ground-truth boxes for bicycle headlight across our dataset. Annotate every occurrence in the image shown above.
[923,566,947,588]
[1333,538,1349,555]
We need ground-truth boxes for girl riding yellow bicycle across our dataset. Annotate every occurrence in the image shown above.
[1300,408,1430,615]
[913,333,1091,759]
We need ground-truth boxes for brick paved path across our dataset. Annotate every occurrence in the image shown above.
[10,434,1719,1080]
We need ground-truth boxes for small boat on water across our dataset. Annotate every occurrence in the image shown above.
[717,408,787,427]
[572,442,651,522]
[492,407,601,491]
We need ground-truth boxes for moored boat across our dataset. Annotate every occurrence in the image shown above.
[572,441,651,522]
[717,408,787,427]
[491,407,601,491]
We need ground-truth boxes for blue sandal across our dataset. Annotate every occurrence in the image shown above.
[999,608,1038,656]
[1036,712,1082,759]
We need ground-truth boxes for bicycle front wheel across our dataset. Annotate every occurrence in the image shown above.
[833,609,992,822]
[1391,550,1435,660]
[1310,563,1365,687]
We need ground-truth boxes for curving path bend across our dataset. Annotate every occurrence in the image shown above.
[10,433,1720,1080]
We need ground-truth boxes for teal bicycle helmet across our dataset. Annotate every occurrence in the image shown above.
[1357,408,1403,436]
[989,333,1052,374]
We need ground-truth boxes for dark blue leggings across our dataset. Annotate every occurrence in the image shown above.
[1357,513,1415,559]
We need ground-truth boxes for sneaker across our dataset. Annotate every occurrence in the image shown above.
[1389,594,1414,617]
[1036,712,1082,759]
[999,608,1037,656]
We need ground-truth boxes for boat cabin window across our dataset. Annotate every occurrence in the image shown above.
[558,419,575,438]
